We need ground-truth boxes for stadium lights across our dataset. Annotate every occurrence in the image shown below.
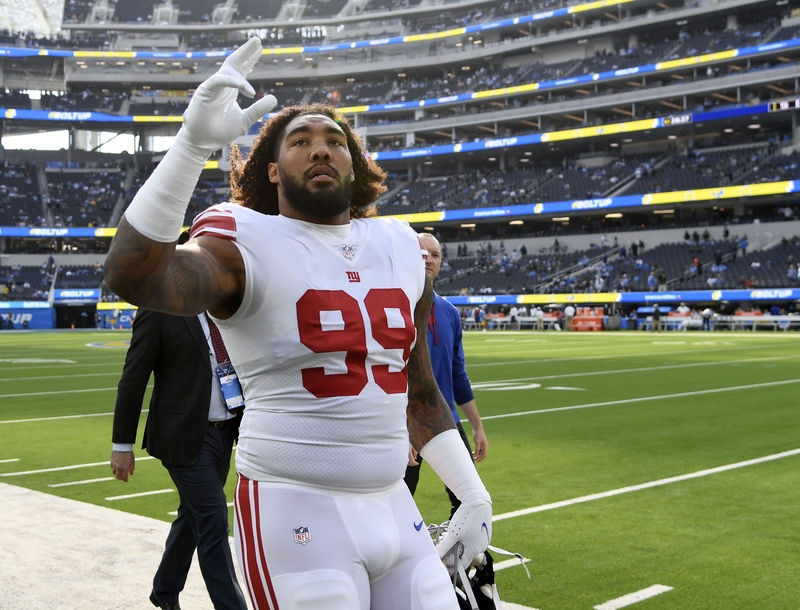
[520,158,530,162]
[653,209,675,214]
[553,217,569,222]
[327,56,333,60]
[461,66,471,71]
[524,151,533,155]
[668,135,677,139]
[605,213,623,218]
[488,157,496,161]
[724,128,734,133]
[609,142,619,147]
[461,223,476,228]
[424,226,435,231]
[347,77,355,82]
[748,124,761,129]
[397,73,406,77]
[509,220,524,225]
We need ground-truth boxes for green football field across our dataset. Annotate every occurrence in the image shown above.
[1,329,798,609]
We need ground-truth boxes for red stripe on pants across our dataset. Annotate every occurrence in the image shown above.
[235,475,279,609]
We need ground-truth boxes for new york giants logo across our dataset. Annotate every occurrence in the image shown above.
[346,271,361,283]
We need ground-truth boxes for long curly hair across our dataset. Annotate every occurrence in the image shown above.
[229,104,386,218]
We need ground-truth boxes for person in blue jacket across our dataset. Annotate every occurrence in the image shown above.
[404,232,489,517]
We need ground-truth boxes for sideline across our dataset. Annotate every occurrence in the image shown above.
[0,482,247,610]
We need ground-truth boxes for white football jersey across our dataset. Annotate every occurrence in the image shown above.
[191,205,426,490]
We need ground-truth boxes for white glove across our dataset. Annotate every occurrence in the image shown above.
[181,37,277,152]
[124,37,277,242]
[436,498,492,574]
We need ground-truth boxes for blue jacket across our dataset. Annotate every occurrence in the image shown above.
[428,292,474,423]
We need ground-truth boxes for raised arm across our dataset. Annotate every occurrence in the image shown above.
[104,38,276,317]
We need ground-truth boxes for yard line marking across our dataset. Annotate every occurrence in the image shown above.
[1,456,156,477]
[468,341,788,367]
[0,372,123,382]
[1,412,113,424]
[471,351,800,378]
[594,584,673,609]
[0,361,126,372]
[493,447,800,522]
[0,358,77,364]
[106,489,173,501]
[0,458,20,464]
[482,378,800,421]
[0,407,151,425]
[503,603,543,610]
[494,557,531,572]
[0,387,120,400]
[49,477,115,488]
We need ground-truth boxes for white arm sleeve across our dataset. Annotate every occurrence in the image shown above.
[420,429,492,572]
[123,133,211,243]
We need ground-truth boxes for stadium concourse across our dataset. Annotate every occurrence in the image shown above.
[0,482,245,610]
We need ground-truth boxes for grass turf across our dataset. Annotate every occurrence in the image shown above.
[0,329,798,609]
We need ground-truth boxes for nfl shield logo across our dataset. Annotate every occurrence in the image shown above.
[294,525,311,545]
[340,245,356,260]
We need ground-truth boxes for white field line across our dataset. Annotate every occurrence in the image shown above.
[474,353,800,385]
[493,447,800,522]
[503,603,543,610]
[494,557,531,572]
[0,372,123,383]
[481,378,800,421]
[49,477,115,488]
[1,456,155,477]
[0,387,120,400]
[106,489,173,501]
[594,585,673,610]
[1,412,116,424]
[467,341,784,367]
[0,405,152,425]
[0,361,126,373]
[0,458,19,464]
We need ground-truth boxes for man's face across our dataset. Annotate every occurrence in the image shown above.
[418,233,442,281]
[268,114,356,220]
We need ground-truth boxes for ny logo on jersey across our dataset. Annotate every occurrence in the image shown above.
[346,271,361,283]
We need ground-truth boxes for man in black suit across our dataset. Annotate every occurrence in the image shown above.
[110,308,247,610]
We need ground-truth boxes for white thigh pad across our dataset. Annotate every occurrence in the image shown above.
[411,554,460,610]
[272,569,362,610]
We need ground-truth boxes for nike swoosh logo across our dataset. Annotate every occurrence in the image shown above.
[481,522,489,538]
[414,520,424,531]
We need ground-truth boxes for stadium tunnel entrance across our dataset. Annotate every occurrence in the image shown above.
[55,304,97,329]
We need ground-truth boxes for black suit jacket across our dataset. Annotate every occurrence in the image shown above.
[112,309,237,467]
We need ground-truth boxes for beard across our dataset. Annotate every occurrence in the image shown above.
[279,166,353,219]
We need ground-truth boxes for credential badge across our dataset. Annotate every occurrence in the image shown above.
[294,525,311,545]
[340,245,356,260]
